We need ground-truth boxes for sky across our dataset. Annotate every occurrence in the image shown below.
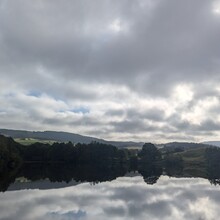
[1,0,220,143]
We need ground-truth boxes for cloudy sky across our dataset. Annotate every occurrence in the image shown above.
[1,0,220,142]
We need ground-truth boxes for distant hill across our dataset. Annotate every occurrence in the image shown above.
[1,128,217,150]
[157,142,214,151]
[8,178,81,191]
[202,141,220,147]
[0,129,143,148]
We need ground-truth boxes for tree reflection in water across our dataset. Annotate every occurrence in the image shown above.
[1,160,220,192]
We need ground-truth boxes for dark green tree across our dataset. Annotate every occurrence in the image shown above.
[138,143,161,164]
[138,143,162,183]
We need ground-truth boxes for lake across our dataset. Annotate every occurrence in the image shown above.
[0,167,220,220]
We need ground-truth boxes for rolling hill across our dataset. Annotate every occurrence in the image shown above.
[203,141,220,147]
[0,129,143,148]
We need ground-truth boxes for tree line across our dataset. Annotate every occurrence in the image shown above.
[0,135,162,176]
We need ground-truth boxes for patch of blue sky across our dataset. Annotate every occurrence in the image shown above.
[58,107,90,114]
[27,90,42,97]
[47,210,86,220]
[27,91,67,103]
[0,109,6,114]
[70,107,90,114]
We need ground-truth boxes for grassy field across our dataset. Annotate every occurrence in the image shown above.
[175,147,207,177]
[15,138,57,145]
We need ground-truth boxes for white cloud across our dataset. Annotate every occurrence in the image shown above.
[212,1,220,14]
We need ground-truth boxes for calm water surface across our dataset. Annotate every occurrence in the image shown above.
[0,175,220,220]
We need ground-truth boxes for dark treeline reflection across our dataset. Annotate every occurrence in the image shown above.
[1,163,160,192]
[20,163,129,184]
[2,159,220,192]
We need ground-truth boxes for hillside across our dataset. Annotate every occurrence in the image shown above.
[203,141,220,147]
[1,129,217,150]
[0,129,143,148]
[158,142,213,151]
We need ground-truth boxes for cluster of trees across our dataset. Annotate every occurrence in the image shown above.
[137,143,162,184]
[0,135,22,172]
[0,135,23,192]
[17,141,133,168]
[0,135,184,177]
[0,135,137,171]
[0,135,162,174]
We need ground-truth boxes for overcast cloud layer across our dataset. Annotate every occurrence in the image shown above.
[1,0,220,142]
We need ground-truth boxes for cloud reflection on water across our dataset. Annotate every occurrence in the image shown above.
[0,176,220,220]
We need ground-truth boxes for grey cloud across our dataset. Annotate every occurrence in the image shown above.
[1,0,220,90]
[110,119,158,133]
[197,119,220,131]
[168,113,220,133]
[168,114,191,130]
[1,0,220,141]
[105,107,165,121]
[103,206,126,217]
[43,115,104,128]
[105,109,125,117]
[126,108,166,122]
[138,201,172,218]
